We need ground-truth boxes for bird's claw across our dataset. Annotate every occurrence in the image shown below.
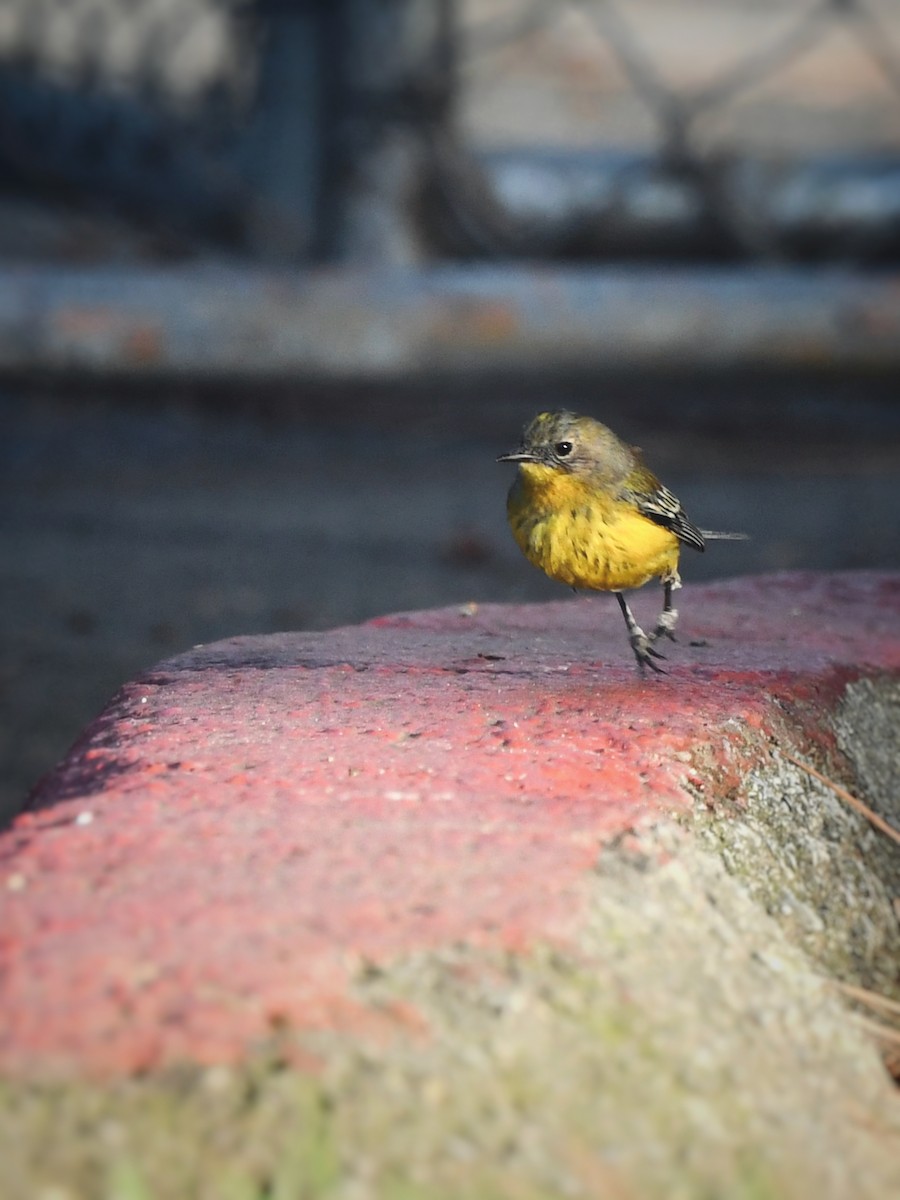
[631,632,668,675]
[650,626,677,644]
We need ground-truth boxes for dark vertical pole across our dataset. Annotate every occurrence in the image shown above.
[326,0,456,264]
[241,0,328,260]
[240,0,455,264]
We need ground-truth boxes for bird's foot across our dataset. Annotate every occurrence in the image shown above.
[630,629,668,675]
[650,607,679,644]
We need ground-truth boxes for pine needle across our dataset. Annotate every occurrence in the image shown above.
[833,981,900,1018]
[847,1014,900,1048]
[780,750,900,848]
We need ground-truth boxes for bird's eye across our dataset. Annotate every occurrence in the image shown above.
[555,441,573,457]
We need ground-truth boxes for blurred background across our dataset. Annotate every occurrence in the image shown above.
[1,0,900,821]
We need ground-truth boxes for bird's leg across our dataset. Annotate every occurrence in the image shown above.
[615,591,667,675]
[650,572,682,643]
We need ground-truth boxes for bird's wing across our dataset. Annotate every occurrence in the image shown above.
[626,481,707,552]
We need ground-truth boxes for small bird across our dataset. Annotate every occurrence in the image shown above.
[497,411,745,674]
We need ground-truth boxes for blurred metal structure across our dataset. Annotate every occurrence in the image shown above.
[450,0,900,262]
[1,0,899,264]
[1,2,900,376]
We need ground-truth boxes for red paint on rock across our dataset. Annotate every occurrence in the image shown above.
[1,572,898,1077]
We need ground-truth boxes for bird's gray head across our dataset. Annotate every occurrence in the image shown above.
[497,410,634,483]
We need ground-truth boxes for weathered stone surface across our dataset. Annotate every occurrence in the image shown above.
[2,572,899,1199]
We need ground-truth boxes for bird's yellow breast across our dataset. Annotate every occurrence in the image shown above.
[507,464,679,592]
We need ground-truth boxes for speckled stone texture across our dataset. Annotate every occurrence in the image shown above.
[2,570,899,1076]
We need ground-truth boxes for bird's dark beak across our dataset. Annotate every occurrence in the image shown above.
[496,449,539,463]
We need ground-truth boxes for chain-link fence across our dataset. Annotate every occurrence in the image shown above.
[0,1,257,239]
[447,0,900,261]
[0,0,326,256]
[2,0,900,262]
[461,0,900,153]
[0,0,252,103]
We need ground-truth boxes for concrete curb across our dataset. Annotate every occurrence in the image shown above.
[2,571,899,1198]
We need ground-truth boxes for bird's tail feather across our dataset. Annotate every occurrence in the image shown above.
[700,530,749,541]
